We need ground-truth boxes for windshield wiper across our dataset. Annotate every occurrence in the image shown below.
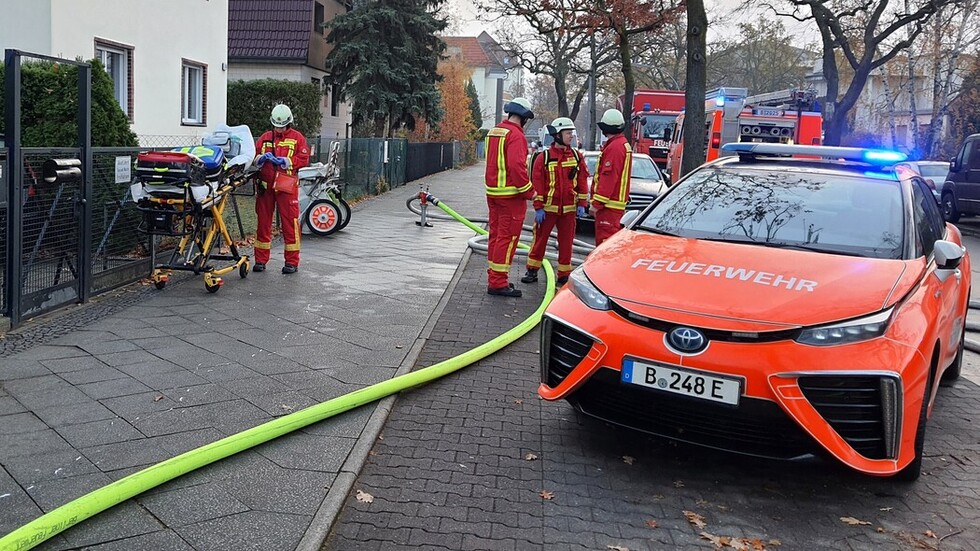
[753,241,865,257]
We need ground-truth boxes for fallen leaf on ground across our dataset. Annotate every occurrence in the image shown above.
[700,532,731,548]
[606,546,629,551]
[674,480,685,488]
[279,404,293,411]
[622,455,635,465]
[652,494,665,500]
[524,453,538,461]
[514,399,523,404]
[539,490,554,500]
[876,527,885,533]
[684,511,707,529]
[355,490,373,503]
[880,507,893,512]
[769,539,782,546]
[925,530,937,539]
[645,519,659,529]
[395,345,403,349]
[696,499,710,507]
[153,395,165,402]
[840,516,872,526]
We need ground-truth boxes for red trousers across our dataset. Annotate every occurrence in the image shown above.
[594,206,623,247]
[527,212,576,279]
[254,187,301,266]
[487,196,527,289]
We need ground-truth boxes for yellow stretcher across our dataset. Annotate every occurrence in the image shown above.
[131,125,256,293]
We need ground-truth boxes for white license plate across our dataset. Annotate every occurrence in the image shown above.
[621,358,741,405]
[755,108,784,117]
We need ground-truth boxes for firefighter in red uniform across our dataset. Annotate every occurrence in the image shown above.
[254,104,310,274]
[591,109,632,246]
[521,117,589,286]
[485,98,536,297]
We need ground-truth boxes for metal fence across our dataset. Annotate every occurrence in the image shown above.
[2,137,462,325]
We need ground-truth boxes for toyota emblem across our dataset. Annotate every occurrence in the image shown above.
[667,327,708,353]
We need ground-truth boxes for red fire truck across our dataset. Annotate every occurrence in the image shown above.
[665,87,823,183]
[616,89,686,169]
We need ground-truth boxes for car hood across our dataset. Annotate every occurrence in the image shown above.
[630,178,667,196]
[584,231,922,328]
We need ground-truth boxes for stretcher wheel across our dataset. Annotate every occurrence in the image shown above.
[239,262,249,279]
[338,199,352,230]
[154,280,167,290]
[306,199,342,236]
[205,281,221,293]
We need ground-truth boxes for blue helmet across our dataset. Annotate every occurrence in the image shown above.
[504,97,534,122]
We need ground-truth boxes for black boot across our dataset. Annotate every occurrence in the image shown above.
[556,275,569,286]
[487,283,522,297]
[282,264,298,274]
[253,263,266,272]
[520,269,538,283]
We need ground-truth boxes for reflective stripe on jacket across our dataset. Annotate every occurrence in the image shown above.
[591,134,632,210]
[485,120,533,198]
[531,146,589,214]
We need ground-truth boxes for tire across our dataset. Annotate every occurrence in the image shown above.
[338,198,352,230]
[205,281,221,294]
[942,191,960,223]
[154,280,167,290]
[239,262,249,279]
[895,365,934,481]
[305,198,342,236]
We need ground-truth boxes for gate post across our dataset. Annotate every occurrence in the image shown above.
[4,50,23,325]
[78,63,93,303]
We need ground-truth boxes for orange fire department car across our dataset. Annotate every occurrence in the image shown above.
[665,88,823,183]
[539,143,969,480]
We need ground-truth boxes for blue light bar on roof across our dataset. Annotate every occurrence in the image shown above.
[720,143,908,164]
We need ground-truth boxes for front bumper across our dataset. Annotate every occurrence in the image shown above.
[538,291,927,476]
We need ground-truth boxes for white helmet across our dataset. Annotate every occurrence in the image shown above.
[547,117,576,146]
[271,104,294,128]
[598,109,626,134]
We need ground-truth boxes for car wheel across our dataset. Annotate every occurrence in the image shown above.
[305,199,342,236]
[942,191,960,223]
[894,365,934,482]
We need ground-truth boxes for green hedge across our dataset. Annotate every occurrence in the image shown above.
[227,79,322,138]
[0,58,138,147]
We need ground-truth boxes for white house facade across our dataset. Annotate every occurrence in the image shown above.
[1,0,229,146]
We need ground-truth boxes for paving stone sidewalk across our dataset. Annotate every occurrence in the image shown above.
[0,163,491,551]
[326,246,980,551]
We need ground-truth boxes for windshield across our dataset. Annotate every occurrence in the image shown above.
[641,114,676,139]
[637,166,905,259]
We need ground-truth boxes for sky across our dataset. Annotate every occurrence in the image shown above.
[443,0,820,46]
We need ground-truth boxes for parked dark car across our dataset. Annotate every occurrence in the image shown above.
[940,133,980,222]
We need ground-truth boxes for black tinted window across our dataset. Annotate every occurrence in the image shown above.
[911,179,944,258]
[638,166,905,259]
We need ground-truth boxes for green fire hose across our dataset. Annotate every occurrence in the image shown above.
[0,197,555,551]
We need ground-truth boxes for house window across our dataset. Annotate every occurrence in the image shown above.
[181,60,207,126]
[95,39,133,119]
[331,84,340,117]
[315,2,325,35]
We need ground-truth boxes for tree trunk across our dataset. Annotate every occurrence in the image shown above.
[905,0,921,157]
[554,63,570,118]
[680,0,707,178]
[619,29,635,144]
[816,15,842,145]
[880,66,899,148]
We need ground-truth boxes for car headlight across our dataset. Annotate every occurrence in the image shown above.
[796,307,893,346]
[569,267,609,311]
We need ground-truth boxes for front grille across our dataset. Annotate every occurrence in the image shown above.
[627,193,656,209]
[609,300,800,344]
[798,376,887,459]
[648,147,668,158]
[570,368,818,459]
[543,318,594,388]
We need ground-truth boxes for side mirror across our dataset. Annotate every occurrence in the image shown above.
[639,117,648,126]
[950,156,961,172]
[934,240,964,271]
[663,127,673,141]
[620,210,640,228]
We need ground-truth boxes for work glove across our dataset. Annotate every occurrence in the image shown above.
[577,206,587,218]
[273,156,289,169]
[534,209,546,225]
[255,152,272,167]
